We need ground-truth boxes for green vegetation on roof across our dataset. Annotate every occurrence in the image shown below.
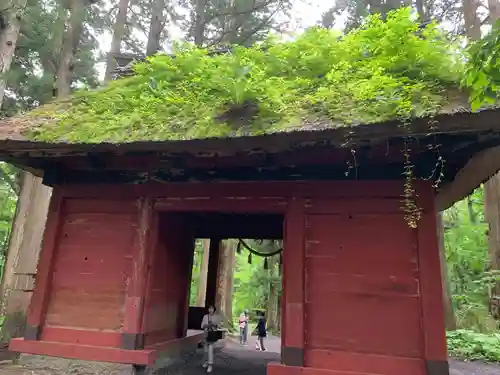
[25,8,463,144]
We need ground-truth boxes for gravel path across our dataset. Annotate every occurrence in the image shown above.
[1,337,499,374]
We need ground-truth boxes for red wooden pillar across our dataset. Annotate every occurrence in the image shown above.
[281,198,305,367]
[122,197,155,350]
[205,238,220,308]
[418,208,450,375]
[24,190,63,341]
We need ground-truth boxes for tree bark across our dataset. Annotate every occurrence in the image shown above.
[224,239,236,326]
[55,0,87,98]
[193,0,207,46]
[215,239,235,326]
[0,0,28,109]
[215,240,229,316]
[462,0,481,40]
[0,173,52,341]
[437,212,456,330]
[266,254,278,331]
[145,0,166,56]
[195,239,210,307]
[415,0,428,22]
[104,0,130,82]
[1,0,89,341]
[467,195,477,224]
[483,0,500,323]
[489,0,500,23]
[485,178,500,314]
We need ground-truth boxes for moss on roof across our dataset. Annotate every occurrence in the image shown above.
[7,8,465,144]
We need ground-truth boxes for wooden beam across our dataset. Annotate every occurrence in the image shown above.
[38,159,447,185]
[282,198,305,367]
[418,208,450,374]
[436,145,500,211]
[122,198,155,350]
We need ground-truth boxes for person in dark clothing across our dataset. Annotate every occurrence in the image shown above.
[255,312,267,351]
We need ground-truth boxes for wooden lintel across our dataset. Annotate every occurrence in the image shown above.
[39,159,448,185]
[436,145,500,211]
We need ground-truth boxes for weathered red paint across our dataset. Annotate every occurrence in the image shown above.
[123,197,154,337]
[45,199,135,332]
[302,200,425,374]
[141,214,194,346]
[10,331,205,365]
[282,198,305,361]
[418,210,449,361]
[15,179,446,375]
[10,337,154,365]
[177,234,196,338]
[58,180,414,201]
[268,361,423,375]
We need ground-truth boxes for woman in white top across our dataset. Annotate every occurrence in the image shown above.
[201,305,222,373]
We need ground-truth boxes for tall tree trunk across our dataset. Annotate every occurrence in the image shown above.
[215,239,235,326]
[104,0,130,82]
[195,239,210,307]
[462,0,481,40]
[56,0,87,98]
[483,3,500,322]
[1,0,88,340]
[485,178,500,318]
[266,255,278,331]
[0,174,52,341]
[146,0,166,56]
[489,0,500,22]
[467,196,477,224]
[415,0,428,22]
[0,0,51,343]
[193,0,207,46]
[437,212,456,330]
[215,240,229,317]
[0,0,28,109]
[224,239,236,327]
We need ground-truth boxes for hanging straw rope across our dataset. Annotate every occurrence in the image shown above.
[237,239,283,257]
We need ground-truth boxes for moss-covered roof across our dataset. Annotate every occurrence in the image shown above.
[0,9,471,145]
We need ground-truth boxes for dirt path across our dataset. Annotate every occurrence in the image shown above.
[1,337,500,375]
[450,358,500,375]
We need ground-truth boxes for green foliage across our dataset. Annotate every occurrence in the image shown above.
[464,20,500,111]
[1,0,102,118]
[232,250,281,316]
[444,187,498,333]
[25,8,461,143]
[189,240,204,306]
[447,330,500,362]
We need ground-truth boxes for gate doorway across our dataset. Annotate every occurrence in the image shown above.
[154,210,285,353]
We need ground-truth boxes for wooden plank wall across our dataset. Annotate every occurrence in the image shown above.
[41,198,136,347]
[142,214,195,346]
[303,198,425,375]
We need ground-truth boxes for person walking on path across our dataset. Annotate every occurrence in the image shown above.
[201,305,222,373]
[255,312,267,351]
[238,309,249,345]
